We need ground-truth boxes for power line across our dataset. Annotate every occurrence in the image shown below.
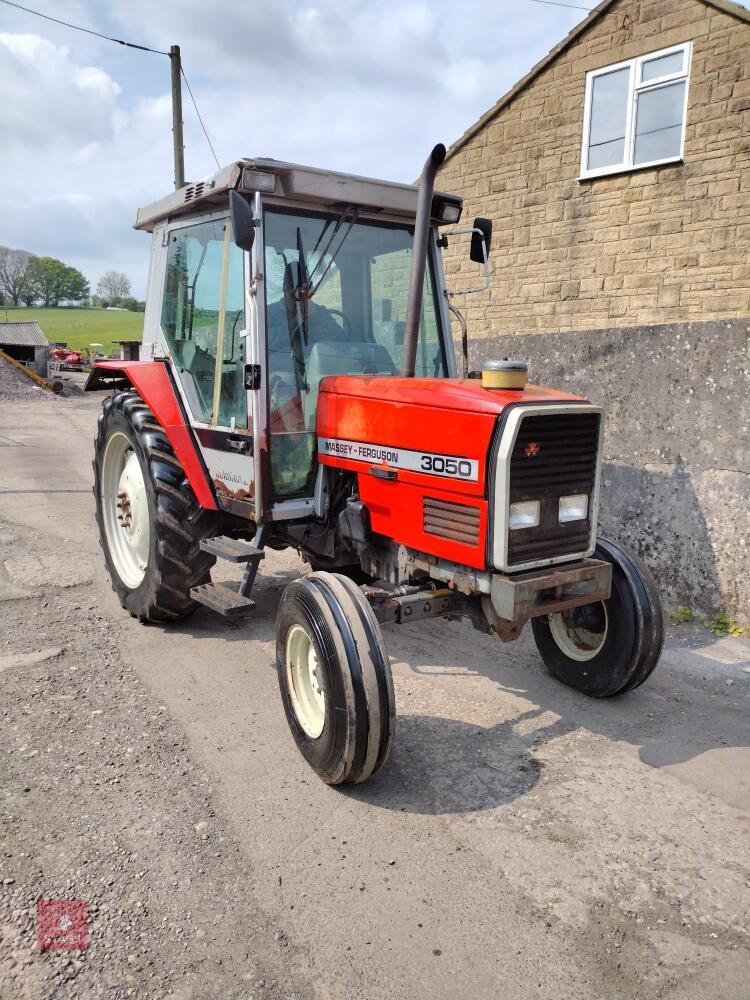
[181,67,221,170]
[527,0,595,10]
[0,0,168,53]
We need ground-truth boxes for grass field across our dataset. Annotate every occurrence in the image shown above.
[1,307,143,356]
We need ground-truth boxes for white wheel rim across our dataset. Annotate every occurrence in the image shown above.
[100,431,150,590]
[549,604,608,662]
[285,624,326,739]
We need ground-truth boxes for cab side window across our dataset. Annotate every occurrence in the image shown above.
[161,217,246,427]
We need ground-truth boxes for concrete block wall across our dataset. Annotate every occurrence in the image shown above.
[33,346,49,379]
[438,0,750,336]
[469,319,749,624]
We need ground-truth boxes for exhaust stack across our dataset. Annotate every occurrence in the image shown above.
[400,143,446,377]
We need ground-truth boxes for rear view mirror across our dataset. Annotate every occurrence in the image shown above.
[229,190,255,252]
[470,217,493,263]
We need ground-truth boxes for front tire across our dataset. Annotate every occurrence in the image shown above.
[531,538,664,697]
[93,390,218,623]
[276,572,394,785]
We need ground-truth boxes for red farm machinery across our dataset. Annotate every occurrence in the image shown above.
[88,144,663,785]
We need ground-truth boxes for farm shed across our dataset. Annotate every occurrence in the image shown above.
[0,321,49,378]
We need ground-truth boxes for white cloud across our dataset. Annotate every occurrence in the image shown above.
[0,34,171,293]
[0,1,596,295]
[0,33,120,146]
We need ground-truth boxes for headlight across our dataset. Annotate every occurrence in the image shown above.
[242,168,277,192]
[559,494,588,523]
[509,500,540,530]
[431,195,463,225]
[440,203,462,224]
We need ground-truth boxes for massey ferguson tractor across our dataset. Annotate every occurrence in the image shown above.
[88,144,663,786]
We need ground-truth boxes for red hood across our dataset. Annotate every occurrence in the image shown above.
[318,375,586,414]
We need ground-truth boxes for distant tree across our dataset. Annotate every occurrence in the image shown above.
[118,296,146,312]
[62,265,90,303]
[0,247,35,306]
[25,257,61,307]
[97,271,131,305]
[26,257,89,306]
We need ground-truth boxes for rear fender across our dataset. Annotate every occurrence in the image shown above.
[86,360,217,510]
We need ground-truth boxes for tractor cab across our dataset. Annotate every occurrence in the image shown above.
[132,157,468,521]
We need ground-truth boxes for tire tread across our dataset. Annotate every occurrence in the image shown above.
[93,389,217,623]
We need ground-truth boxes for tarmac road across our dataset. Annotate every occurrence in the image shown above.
[1,391,749,999]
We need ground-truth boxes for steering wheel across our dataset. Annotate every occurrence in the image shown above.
[326,308,353,338]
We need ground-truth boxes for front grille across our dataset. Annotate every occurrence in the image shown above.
[507,411,600,567]
[424,497,481,546]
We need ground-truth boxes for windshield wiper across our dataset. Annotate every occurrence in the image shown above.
[289,205,359,386]
[296,204,359,302]
[295,226,310,345]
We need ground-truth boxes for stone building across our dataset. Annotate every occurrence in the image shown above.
[438,0,749,622]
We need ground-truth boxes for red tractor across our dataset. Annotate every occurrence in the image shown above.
[88,145,663,786]
[50,346,88,372]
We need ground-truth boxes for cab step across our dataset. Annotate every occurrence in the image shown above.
[200,536,266,564]
[193,527,270,618]
[190,581,257,619]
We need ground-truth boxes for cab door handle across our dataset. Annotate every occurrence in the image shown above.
[227,436,252,455]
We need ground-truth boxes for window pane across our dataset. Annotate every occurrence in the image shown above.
[264,209,445,498]
[634,123,683,163]
[370,249,443,378]
[634,81,685,163]
[587,66,630,170]
[162,219,227,423]
[641,51,683,82]
[588,137,626,170]
[217,232,247,428]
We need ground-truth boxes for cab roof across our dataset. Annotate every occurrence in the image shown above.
[134,157,463,232]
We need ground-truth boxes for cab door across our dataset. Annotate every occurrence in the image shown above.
[158,211,255,516]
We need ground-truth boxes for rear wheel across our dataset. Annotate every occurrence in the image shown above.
[93,389,218,622]
[531,538,664,697]
[276,572,394,785]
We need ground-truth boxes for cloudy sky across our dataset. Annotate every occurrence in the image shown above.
[1,0,744,298]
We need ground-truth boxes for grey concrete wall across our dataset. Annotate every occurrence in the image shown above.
[468,318,750,624]
[33,346,49,379]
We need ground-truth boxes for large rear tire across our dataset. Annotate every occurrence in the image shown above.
[531,538,664,697]
[276,572,394,785]
[93,389,218,623]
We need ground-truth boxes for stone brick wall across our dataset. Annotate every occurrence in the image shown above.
[438,0,750,337]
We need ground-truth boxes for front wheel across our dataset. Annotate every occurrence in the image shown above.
[276,572,394,784]
[531,538,664,697]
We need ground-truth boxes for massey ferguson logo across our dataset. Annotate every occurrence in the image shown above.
[524,441,541,458]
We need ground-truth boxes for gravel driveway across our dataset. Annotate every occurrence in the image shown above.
[1,393,748,1000]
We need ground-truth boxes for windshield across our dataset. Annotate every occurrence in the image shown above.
[265,208,445,382]
[264,206,447,498]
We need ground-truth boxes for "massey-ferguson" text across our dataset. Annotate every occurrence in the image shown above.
[319,437,478,481]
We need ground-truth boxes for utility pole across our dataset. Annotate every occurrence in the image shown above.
[169,45,185,190]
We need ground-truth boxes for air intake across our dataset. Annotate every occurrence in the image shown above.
[424,498,480,546]
[183,182,206,203]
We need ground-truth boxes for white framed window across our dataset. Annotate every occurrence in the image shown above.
[579,42,692,179]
